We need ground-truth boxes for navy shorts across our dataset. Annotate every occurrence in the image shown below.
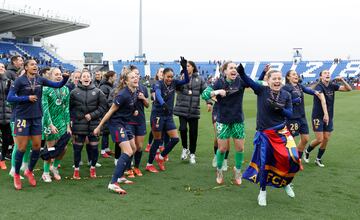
[109,123,134,143]
[73,134,99,143]
[14,118,42,136]
[286,117,309,137]
[127,123,147,136]
[312,117,334,132]
[151,115,176,132]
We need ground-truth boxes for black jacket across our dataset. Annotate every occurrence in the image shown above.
[5,64,19,82]
[99,79,114,109]
[0,74,12,124]
[70,83,107,135]
[174,72,209,119]
[94,79,101,88]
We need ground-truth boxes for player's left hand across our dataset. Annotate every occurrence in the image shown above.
[207,103,212,112]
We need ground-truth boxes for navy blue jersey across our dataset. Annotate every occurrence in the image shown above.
[255,87,292,130]
[109,87,137,125]
[7,74,69,119]
[312,82,339,119]
[212,101,219,116]
[283,83,315,119]
[210,76,247,124]
[129,83,149,125]
[238,71,292,131]
[152,73,189,116]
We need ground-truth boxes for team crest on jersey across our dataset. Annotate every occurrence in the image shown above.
[92,91,96,95]
[18,128,22,132]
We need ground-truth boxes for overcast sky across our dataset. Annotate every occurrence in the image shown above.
[5,0,360,62]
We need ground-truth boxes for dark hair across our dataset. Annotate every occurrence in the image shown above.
[129,65,138,71]
[187,61,198,73]
[23,59,36,74]
[104,70,116,81]
[39,67,51,76]
[285,70,297,84]
[10,55,22,65]
[163,68,173,76]
[155,68,163,80]
[221,61,233,73]
[319,70,328,77]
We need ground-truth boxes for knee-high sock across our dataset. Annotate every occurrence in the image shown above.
[216,149,225,170]
[317,149,326,159]
[163,133,170,147]
[111,153,130,184]
[43,161,50,173]
[28,150,40,172]
[225,150,230,159]
[134,150,142,168]
[73,143,83,168]
[89,144,99,167]
[148,139,162,164]
[11,143,18,168]
[53,159,61,168]
[126,156,133,170]
[148,132,153,145]
[86,144,92,162]
[161,137,179,157]
[14,150,25,174]
[23,141,32,163]
[307,144,315,153]
[101,134,109,150]
[235,151,244,170]
[115,143,121,160]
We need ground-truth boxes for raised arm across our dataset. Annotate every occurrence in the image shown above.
[236,63,263,93]
[258,64,271,80]
[41,74,69,88]
[174,57,190,86]
[335,76,352,91]
[301,84,316,95]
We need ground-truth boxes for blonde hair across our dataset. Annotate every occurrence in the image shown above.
[114,67,131,95]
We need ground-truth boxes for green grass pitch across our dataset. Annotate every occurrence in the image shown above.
[0,90,359,219]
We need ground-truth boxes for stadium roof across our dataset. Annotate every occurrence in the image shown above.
[0,8,89,38]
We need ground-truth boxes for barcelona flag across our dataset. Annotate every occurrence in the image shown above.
[242,125,300,188]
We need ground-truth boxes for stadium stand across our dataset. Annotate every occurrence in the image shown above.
[113,60,360,85]
[0,6,89,71]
